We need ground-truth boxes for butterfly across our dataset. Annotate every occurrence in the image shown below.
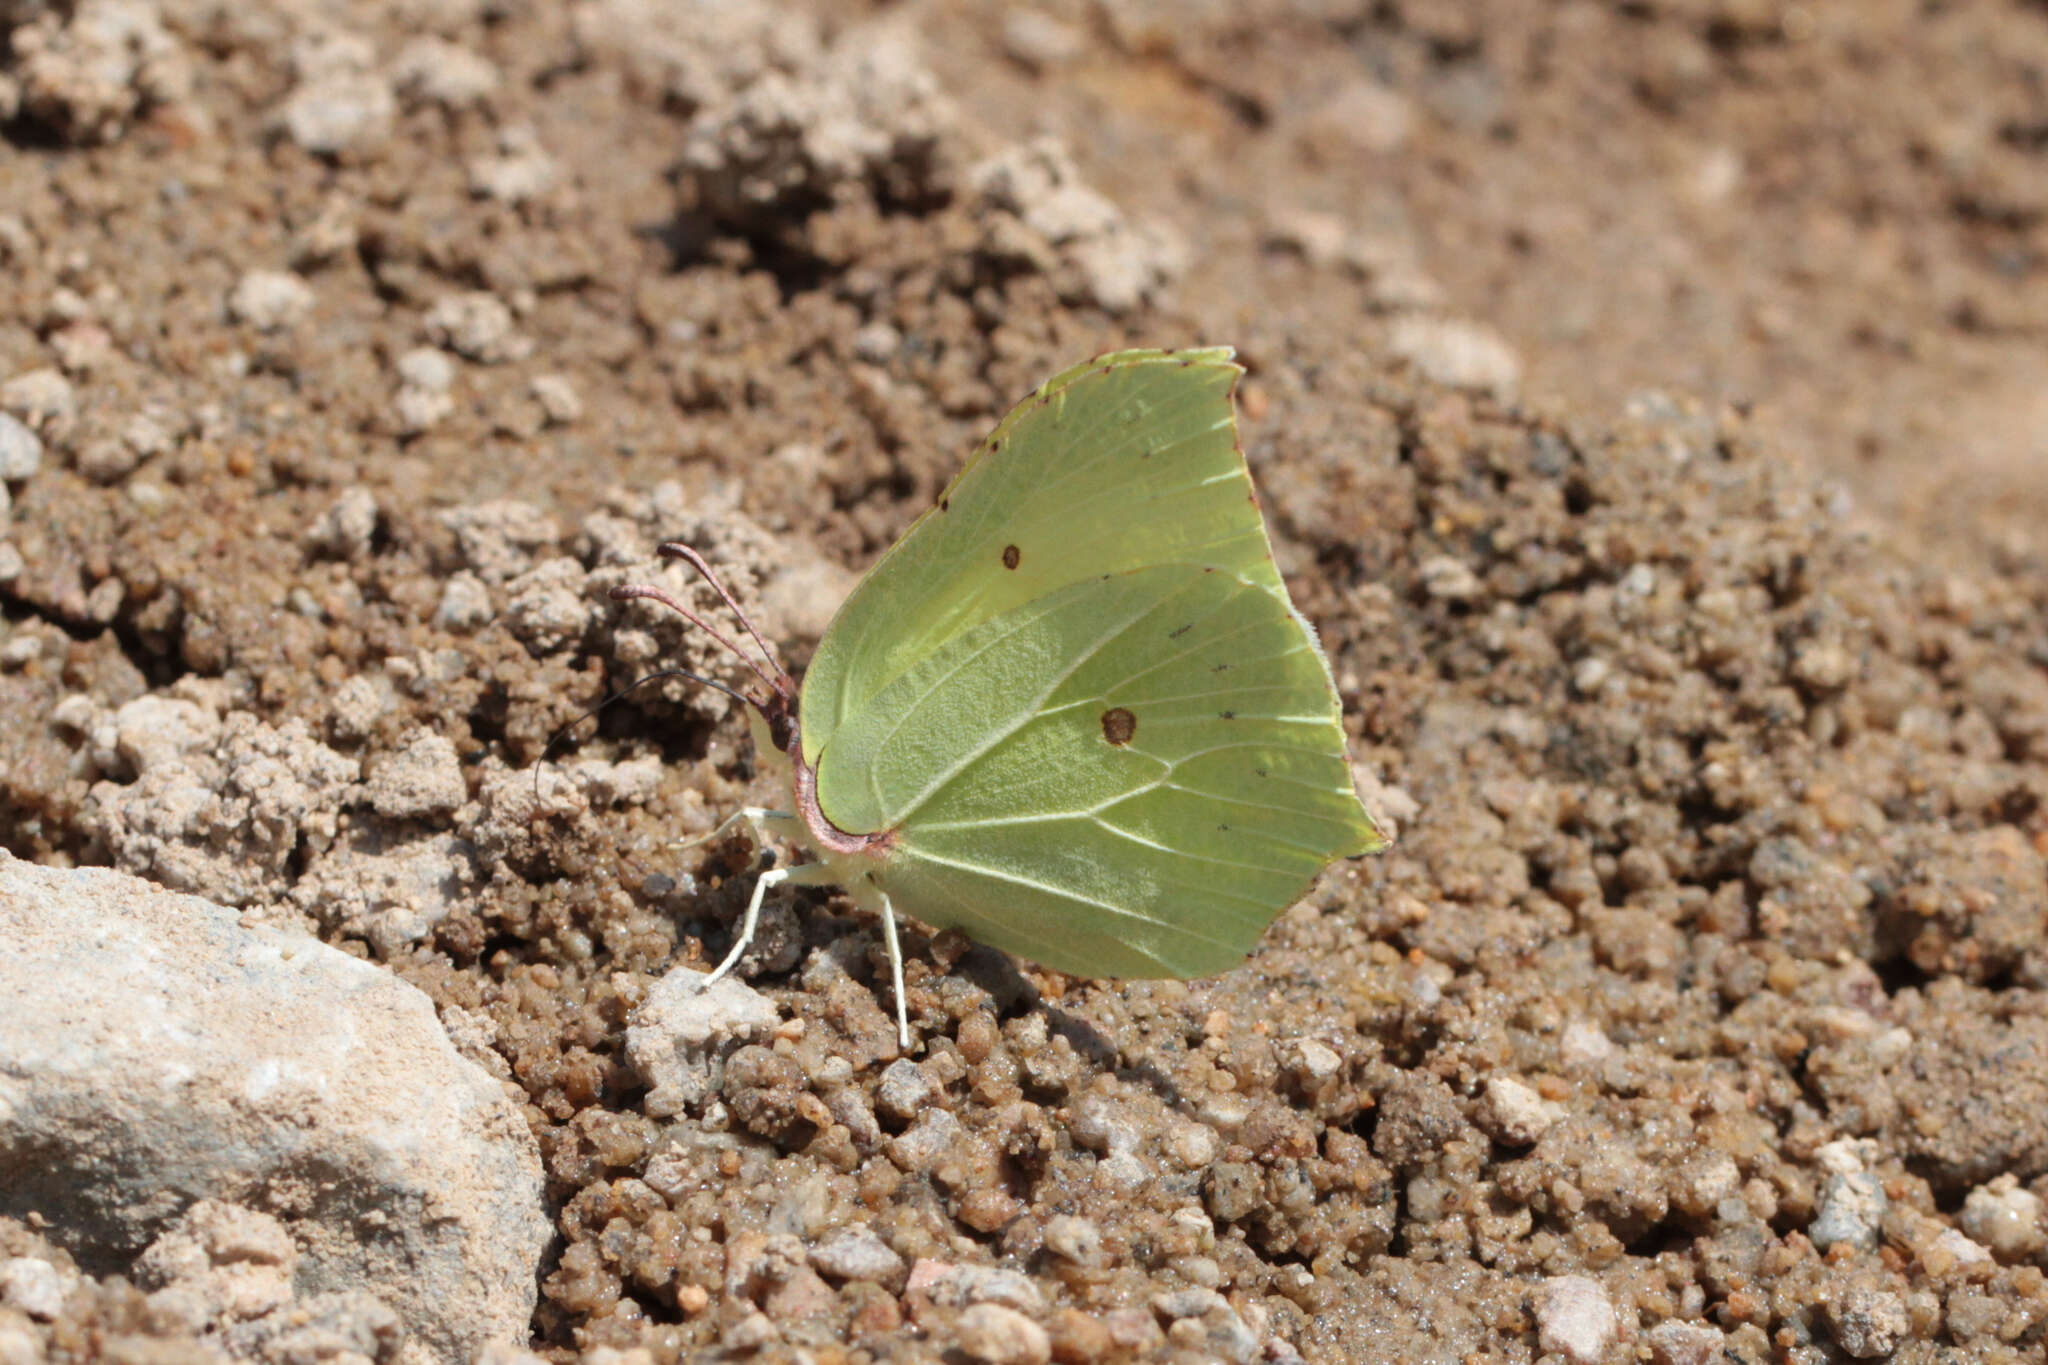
[615,347,1387,1049]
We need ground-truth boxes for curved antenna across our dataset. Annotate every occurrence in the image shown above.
[652,543,789,689]
[531,667,761,806]
[609,573,785,700]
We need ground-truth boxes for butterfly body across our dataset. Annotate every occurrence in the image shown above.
[627,348,1385,1047]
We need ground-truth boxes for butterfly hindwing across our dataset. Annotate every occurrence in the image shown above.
[811,563,1383,978]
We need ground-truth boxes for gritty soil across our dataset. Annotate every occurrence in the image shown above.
[4,2,2048,1364]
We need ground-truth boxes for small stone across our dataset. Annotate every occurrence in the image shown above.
[875,1057,936,1122]
[1959,1174,2044,1261]
[1042,1214,1103,1266]
[0,413,40,480]
[434,573,493,633]
[1560,1021,1613,1066]
[1479,1076,1563,1146]
[396,347,455,393]
[851,322,900,364]
[311,488,379,560]
[807,1225,905,1284]
[76,436,142,483]
[0,1258,66,1320]
[228,270,315,330]
[1296,78,1414,157]
[395,384,455,435]
[1386,315,1521,394]
[529,374,581,425]
[1,368,76,434]
[279,73,396,157]
[392,38,498,109]
[365,729,467,820]
[1825,1283,1908,1359]
[1045,1307,1111,1365]
[327,676,387,742]
[425,292,530,364]
[1290,1038,1343,1079]
[626,967,783,1117]
[1151,1287,1226,1320]
[0,544,23,586]
[1643,1321,1728,1365]
[957,1303,1050,1365]
[958,1188,1021,1233]
[723,1311,777,1350]
[888,1107,964,1174]
[1810,1172,1886,1252]
[1001,12,1083,70]
[469,125,557,204]
[1535,1275,1613,1365]
[1419,555,1481,601]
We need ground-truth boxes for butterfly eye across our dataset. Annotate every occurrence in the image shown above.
[1100,707,1137,746]
[1001,544,1021,570]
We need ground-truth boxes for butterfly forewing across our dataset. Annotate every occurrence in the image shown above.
[800,349,1280,767]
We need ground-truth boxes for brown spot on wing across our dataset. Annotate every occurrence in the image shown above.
[1100,707,1137,746]
[1001,544,1021,570]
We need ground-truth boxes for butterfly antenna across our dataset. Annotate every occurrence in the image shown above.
[609,574,785,700]
[531,668,762,805]
[654,543,792,693]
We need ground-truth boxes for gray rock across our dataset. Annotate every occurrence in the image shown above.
[625,966,781,1117]
[806,1225,905,1285]
[0,857,550,1364]
[956,1302,1049,1365]
[0,414,40,481]
[875,1057,936,1122]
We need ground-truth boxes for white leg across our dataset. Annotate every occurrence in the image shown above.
[672,806,799,854]
[698,859,842,988]
[702,864,787,988]
[878,892,909,1051]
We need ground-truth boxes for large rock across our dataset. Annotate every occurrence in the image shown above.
[0,856,550,1363]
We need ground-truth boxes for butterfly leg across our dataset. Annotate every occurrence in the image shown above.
[877,891,909,1052]
[701,858,839,989]
[673,806,799,854]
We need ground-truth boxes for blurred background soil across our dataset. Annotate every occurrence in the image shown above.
[3,1,2048,1363]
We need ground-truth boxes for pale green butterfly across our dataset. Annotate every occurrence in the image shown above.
[615,347,1387,1048]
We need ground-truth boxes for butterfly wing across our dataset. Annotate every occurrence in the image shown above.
[812,563,1385,978]
[799,348,1280,768]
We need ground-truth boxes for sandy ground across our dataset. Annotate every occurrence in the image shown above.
[3,1,2048,1362]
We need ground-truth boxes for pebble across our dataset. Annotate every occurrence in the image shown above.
[227,270,315,330]
[1479,1076,1564,1146]
[1386,315,1521,395]
[279,73,396,157]
[529,374,581,425]
[1959,1174,2045,1261]
[956,1302,1050,1365]
[1419,554,1481,601]
[397,346,455,393]
[806,1225,904,1284]
[1042,1214,1103,1266]
[434,573,494,633]
[0,368,76,433]
[1825,1283,1908,1358]
[364,728,467,819]
[875,1057,936,1121]
[1810,1172,1886,1252]
[0,1257,66,1320]
[0,413,40,480]
[1000,12,1083,70]
[425,291,530,364]
[1535,1275,1614,1364]
[1643,1320,1729,1365]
